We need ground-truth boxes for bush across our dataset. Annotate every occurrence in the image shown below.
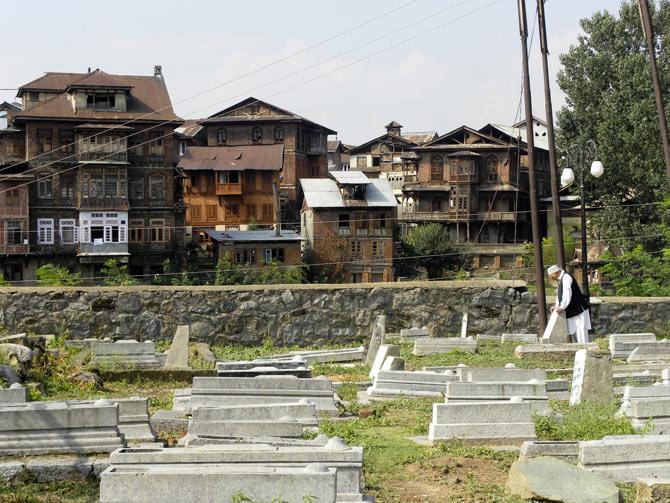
[101,259,138,286]
[36,264,81,287]
[600,245,670,296]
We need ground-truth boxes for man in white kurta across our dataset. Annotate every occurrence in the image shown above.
[548,265,592,343]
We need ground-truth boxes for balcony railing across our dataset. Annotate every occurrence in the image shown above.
[478,211,518,222]
[371,228,388,237]
[78,242,129,256]
[216,183,243,196]
[356,228,368,237]
[398,211,471,222]
[0,243,29,255]
[337,228,351,237]
[80,151,128,163]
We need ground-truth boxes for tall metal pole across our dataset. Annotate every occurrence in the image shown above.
[579,169,590,300]
[638,0,670,181]
[537,0,566,268]
[518,0,547,333]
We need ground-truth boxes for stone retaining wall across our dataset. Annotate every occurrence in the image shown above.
[0,282,667,345]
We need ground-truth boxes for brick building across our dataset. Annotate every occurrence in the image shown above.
[206,229,302,268]
[202,97,336,220]
[300,171,396,283]
[0,67,185,280]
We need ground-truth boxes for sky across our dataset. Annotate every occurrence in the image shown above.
[1,0,623,145]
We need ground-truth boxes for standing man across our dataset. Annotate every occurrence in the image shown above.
[547,265,591,343]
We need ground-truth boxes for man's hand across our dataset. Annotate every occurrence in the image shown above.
[551,306,563,314]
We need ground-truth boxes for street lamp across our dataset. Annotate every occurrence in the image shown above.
[560,140,604,301]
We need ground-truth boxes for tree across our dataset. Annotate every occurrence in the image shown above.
[214,254,245,285]
[399,223,471,279]
[557,1,670,252]
[523,233,578,270]
[601,245,670,296]
[36,264,81,287]
[101,259,138,286]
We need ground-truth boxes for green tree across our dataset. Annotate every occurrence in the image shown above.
[600,245,670,296]
[523,233,578,269]
[101,259,138,286]
[214,254,244,285]
[36,264,81,287]
[557,1,670,251]
[0,274,7,286]
[399,223,471,279]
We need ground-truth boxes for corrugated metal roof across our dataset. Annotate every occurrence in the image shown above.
[75,123,134,130]
[401,131,438,145]
[206,230,302,242]
[175,121,204,138]
[300,178,397,209]
[330,170,371,185]
[489,123,549,151]
[177,144,284,171]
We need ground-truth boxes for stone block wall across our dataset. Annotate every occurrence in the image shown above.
[0,281,667,345]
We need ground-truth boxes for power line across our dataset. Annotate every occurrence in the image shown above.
[0,0,420,174]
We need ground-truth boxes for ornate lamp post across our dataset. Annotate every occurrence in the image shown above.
[560,140,604,301]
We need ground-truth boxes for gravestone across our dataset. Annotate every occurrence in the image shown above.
[164,325,189,369]
[114,397,156,443]
[0,384,27,404]
[216,358,311,378]
[570,350,613,405]
[367,370,460,398]
[609,333,656,359]
[267,346,365,364]
[412,337,476,356]
[664,368,670,385]
[460,312,469,338]
[91,340,160,368]
[627,341,670,363]
[399,327,430,341]
[369,344,399,379]
[365,315,385,365]
[380,356,405,372]
[542,311,570,344]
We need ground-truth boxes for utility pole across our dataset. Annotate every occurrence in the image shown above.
[272,181,281,237]
[518,0,547,333]
[537,0,566,269]
[638,0,670,181]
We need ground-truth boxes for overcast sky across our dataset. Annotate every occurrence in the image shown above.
[1,0,622,145]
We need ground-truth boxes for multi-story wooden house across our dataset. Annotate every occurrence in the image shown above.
[1,67,184,280]
[300,171,396,283]
[178,144,283,241]
[400,124,550,271]
[201,97,336,218]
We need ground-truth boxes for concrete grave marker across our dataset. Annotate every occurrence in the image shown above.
[542,310,570,344]
[460,312,469,338]
[164,325,189,369]
[369,344,399,379]
[365,315,385,365]
[570,350,613,405]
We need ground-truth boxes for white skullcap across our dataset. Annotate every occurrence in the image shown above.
[547,265,561,275]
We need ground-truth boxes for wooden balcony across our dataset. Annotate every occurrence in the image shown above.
[478,211,518,222]
[216,183,242,196]
[398,211,471,222]
[78,197,129,211]
[0,243,29,255]
[80,151,128,163]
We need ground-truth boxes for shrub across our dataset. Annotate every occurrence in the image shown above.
[36,264,81,287]
[101,259,138,286]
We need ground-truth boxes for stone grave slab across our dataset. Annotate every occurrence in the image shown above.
[515,343,598,360]
[627,341,670,363]
[114,397,155,443]
[365,315,386,365]
[570,350,614,405]
[609,333,656,359]
[518,441,579,462]
[267,346,366,364]
[501,333,539,344]
[445,381,548,413]
[0,384,27,404]
[412,337,476,356]
[164,325,189,368]
[369,344,399,379]
[216,358,311,378]
[429,398,537,445]
[367,370,459,398]
[91,340,160,368]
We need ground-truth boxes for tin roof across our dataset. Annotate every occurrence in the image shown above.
[206,230,302,243]
[177,144,284,171]
[330,170,371,185]
[301,177,396,209]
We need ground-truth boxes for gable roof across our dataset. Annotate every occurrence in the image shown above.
[14,70,181,122]
[422,125,508,148]
[177,144,284,171]
[205,97,336,134]
[66,70,133,90]
[512,116,547,128]
[401,131,438,145]
[330,170,371,185]
[347,132,417,155]
[482,123,549,152]
[300,177,396,209]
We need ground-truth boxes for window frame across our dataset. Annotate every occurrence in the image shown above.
[37,218,54,245]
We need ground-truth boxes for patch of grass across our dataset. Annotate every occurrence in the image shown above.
[594,337,609,351]
[311,363,369,382]
[335,382,359,403]
[534,400,639,440]
[617,482,637,503]
[401,341,573,371]
[211,341,362,362]
[0,479,98,502]
[436,440,518,471]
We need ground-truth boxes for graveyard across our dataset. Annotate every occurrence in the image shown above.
[1,317,669,503]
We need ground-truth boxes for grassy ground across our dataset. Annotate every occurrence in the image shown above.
[0,339,639,502]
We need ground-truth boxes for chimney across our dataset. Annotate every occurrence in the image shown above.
[385,121,402,137]
[87,67,91,74]
[154,65,163,78]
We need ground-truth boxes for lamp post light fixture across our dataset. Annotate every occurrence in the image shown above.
[560,139,604,301]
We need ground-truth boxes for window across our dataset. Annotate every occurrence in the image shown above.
[246,204,257,220]
[274,127,284,143]
[59,219,78,244]
[235,248,257,264]
[432,199,442,212]
[356,156,367,168]
[349,240,362,258]
[29,92,39,102]
[216,129,227,145]
[372,156,380,167]
[86,94,116,109]
[38,176,53,198]
[206,205,217,220]
[379,214,387,228]
[263,247,285,263]
[486,156,498,182]
[60,176,75,199]
[227,203,240,218]
[105,171,118,198]
[218,172,240,184]
[244,171,256,188]
[149,175,164,200]
[37,129,52,154]
[262,203,273,220]
[129,220,144,243]
[458,195,468,210]
[430,155,444,181]
[150,219,167,242]
[37,219,54,244]
[90,176,104,198]
[372,240,384,259]
[6,189,19,206]
[338,214,350,229]
[179,141,186,157]
[252,127,262,144]
[191,205,202,219]
[59,129,74,155]
[130,177,144,200]
[261,172,273,187]
[6,221,24,246]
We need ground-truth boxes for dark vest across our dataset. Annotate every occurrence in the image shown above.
[558,272,588,318]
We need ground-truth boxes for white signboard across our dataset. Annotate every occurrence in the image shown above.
[570,349,587,405]
[460,312,469,339]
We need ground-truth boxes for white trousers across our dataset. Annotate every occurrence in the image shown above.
[567,309,592,344]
